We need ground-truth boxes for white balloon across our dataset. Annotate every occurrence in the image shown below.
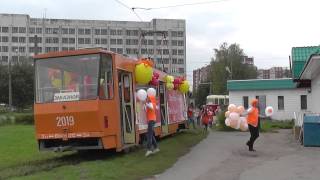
[147,88,156,97]
[229,112,240,121]
[137,89,147,101]
[265,106,274,117]
[225,118,230,126]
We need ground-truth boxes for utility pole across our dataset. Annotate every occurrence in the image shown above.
[8,54,12,111]
[34,35,38,55]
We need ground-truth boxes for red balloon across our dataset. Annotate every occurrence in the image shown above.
[153,72,160,79]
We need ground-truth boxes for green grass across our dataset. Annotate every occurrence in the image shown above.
[260,119,294,133]
[0,125,206,180]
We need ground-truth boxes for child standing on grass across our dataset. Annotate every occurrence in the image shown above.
[201,106,213,132]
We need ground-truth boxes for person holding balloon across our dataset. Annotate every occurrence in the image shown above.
[246,99,260,152]
[144,88,160,157]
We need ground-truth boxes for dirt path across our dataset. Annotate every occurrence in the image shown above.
[150,129,320,180]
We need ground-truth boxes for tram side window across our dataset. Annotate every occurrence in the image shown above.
[99,54,114,99]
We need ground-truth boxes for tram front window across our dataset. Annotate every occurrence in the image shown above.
[35,54,100,103]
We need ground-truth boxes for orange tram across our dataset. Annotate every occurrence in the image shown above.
[34,48,188,152]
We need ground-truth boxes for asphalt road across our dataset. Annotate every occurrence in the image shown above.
[149,129,320,180]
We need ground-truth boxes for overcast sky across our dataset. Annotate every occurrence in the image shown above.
[1,0,320,82]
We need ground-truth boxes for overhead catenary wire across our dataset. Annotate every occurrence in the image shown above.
[132,0,230,10]
[113,0,143,21]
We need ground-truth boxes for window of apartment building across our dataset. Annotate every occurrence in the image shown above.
[278,96,284,110]
[53,28,59,34]
[117,48,123,54]
[12,37,18,43]
[45,37,59,44]
[117,30,122,35]
[148,49,154,54]
[78,28,84,35]
[171,40,177,46]
[1,36,8,42]
[126,48,132,54]
[178,40,184,46]
[1,27,9,33]
[19,47,25,53]
[101,29,108,35]
[95,29,101,35]
[156,40,162,45]
[78,38,85,44]
[19,27,26,33]
[301,95,307,110]
[29,47,42,53]
[53,47,59,51]
[141,48,147,54]
[171,31,177,37]
[1,56,8,63]
[36,28,42,34]
[178,50,184,55]
[62,38,68,44]
[111,39,117,45]
[69,47,75,51]
[62,47,68,51]
[95,38,100,44]
[163,49,169,55]
[69,38,75,44]
[141,39,147,45]
[12,27,19,33]
[163,40,168,45]
[69,28,75,34]
[110,48,116,52]
[85,38,91,44]
[110,29,117,35]
[164,67,168,72]
[31,36,42,44]
[61,28,68,34]
[177,31,184,37]
[85,29,91,35]
[178,59,184,64]
[12,46,18,52]
[172,58,177,64]
[117,39,123,45]
[2,46,8,52]
[148,40,154,45]
[29,27,35,34]
[126,30,138,36]
[243,96,249,109]
[156,49,162,55]
[19,37,26,43]
[45,28,52,34]
[133,48,138,54]
[172,49,177,55]
[179,68,184,73]
[101,38,108,44]
[163,58,169,64]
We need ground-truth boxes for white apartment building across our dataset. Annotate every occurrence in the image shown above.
[0,14,186,76]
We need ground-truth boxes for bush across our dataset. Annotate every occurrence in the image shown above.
[0,113,33,126]
[216,110,235,131]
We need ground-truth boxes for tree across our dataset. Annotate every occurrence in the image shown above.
[11,62,34,109]
[210,43,257,94]
[0,60,34,109]
[194,84,210,108]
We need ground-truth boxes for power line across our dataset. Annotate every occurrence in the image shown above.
[132,0,230,10]
[114,0,143,21]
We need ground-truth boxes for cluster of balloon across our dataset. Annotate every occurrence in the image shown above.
[165,75,174,90]
[173,77,182,90]
[136,88,157,102]
[179,80,190,93]
[149,72,160,86]
[265,106,274,117]
[135,59,153,85]
[225,104,248,131]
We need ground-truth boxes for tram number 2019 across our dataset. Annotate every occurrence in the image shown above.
[56,116,75,127]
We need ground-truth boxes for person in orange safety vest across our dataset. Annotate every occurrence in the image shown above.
[246,99,260,151]
[145,94,160,157]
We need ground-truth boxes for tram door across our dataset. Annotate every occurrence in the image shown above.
[159,82,169,134]
[118,71,135,144]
